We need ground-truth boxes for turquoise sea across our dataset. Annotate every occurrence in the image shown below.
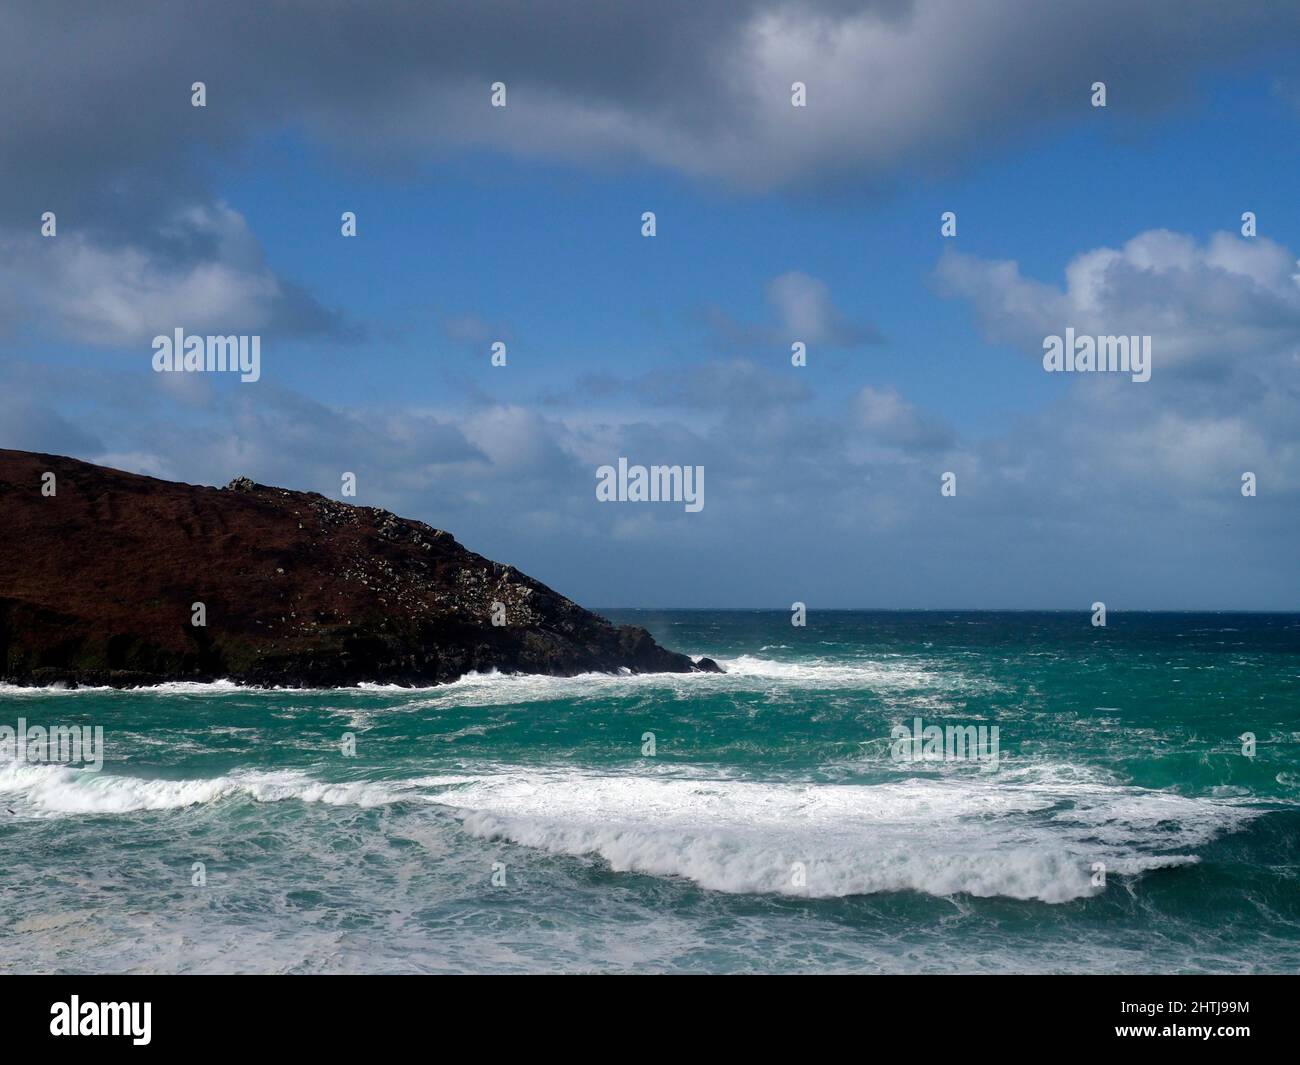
[2,610,1298,974]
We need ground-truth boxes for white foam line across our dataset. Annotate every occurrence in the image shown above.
[0,756,1261,904]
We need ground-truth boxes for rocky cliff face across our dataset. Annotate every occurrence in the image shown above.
[0,449,720,687]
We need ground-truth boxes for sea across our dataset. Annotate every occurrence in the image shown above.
[2,610,1298,974]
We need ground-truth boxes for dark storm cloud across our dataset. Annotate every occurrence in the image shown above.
[5,0,1300,214]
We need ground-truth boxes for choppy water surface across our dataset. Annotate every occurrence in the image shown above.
[2,611,1298,973]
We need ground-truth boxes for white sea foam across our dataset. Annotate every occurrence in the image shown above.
[0,752,1258,903]
[0,762,413,815]
[424,763,1254,903]
[711,654,941,686]
[0,655,977,703]
[0,683,114,697]
[358,655,987,712]
[0,679,246,697]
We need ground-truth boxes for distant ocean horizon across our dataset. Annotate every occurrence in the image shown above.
[3,609,1298,973]
[597,607,1300,614]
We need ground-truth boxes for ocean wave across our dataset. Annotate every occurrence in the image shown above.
[428,763,1254,903]
[369,655,990,711]
[710,654,949,686]
[0,762,412,815]
[0,655,985,704]
[0,679,247,697]
[0,755,1260,903]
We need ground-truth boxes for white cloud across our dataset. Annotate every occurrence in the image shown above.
[765,272,877,346]
[853,385,953,452]
[936,229,1300,376]
[707,273,880,351]
[1,204,344,345]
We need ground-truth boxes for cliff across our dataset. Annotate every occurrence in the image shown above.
[0,449,720,687]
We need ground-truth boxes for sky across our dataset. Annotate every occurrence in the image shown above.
[2,1,1300,609]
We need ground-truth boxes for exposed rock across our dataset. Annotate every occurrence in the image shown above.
[0,449,719,688]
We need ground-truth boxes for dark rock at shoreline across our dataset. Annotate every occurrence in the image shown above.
[0,449,722,688]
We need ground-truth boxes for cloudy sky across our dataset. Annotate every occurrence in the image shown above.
[3,1,1299,608]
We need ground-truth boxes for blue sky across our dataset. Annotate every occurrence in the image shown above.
[3,2,1300,609]
[214,66,1300,429]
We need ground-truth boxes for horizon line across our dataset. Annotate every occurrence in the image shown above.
[595,607,1300,615]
